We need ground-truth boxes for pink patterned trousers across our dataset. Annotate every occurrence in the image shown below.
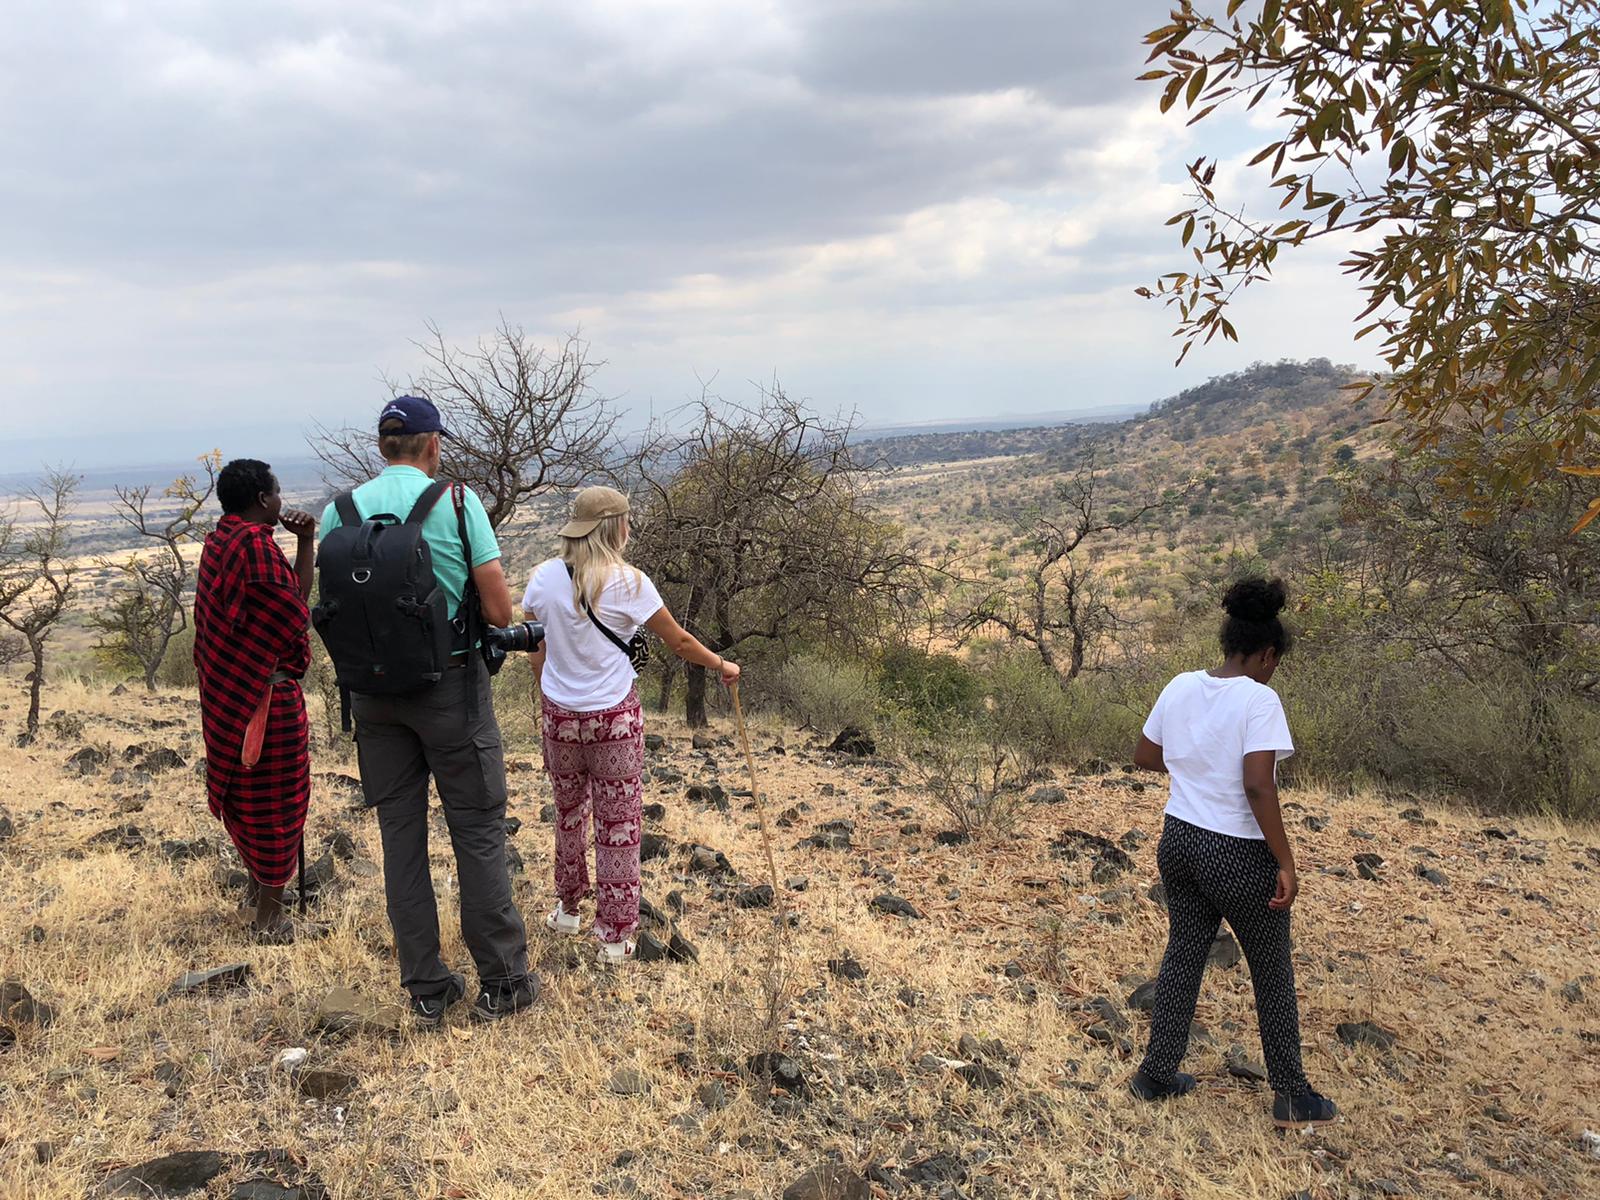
[540,687,645,944]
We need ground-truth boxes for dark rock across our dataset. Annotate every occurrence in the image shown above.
[1350,827,1376,840]
[644,733,665,753]
[1398,807,1426,823]
[1358,860,1382,881]
[900,1153,966,1187]
[167,963,251,998]
[1354,852,1385,870]
[1336,1021,1397,1051]
[686,782,729,810]
[25,925,45,943]
[1482,826,1511,840]
[781,1165,868,1200]
[898,822,922,836]
[1127,979,1158,1013]
[1029,786,1068,805]
[640,832,671,863]
[827,954,868,983]
[0,808,13,841]
[634,931,671,963]
[641,802,666,822]
[66,746,108,774]
[828,726,875,757]
[1208,930,1241,969]
[1415,864,1447,887]
[1071,758,1111,777]
[799,827,853,851]
[1225,1046,1268,1083]
[608,1065,650,1095]
[638,896,668,927]
[298,850,338,895]
[1,980,57,1027]
[139,746,186,773]
[696,1079,729,1111]
[747,1051,807,1094]
[1089,996,1129,1032]
[1303,815,1328,832]
[667,929,700,964]
[34,1142,55,1164]
[1002,960,1025,979]
[100,1150,232,1197]
[734,883,774,909]
[665,890,686,914]
[686,844,735,877]
[1147,882,1168,908]
[297,1068,358,1100]
[957,1060,1005,1089]
[230,1183,310,1200]
[326,830,359,861]
[501,817,522,837]
[159,838,211,864]
[1119,828,1149,851]
[1560,980,1584,1004]
[691,733,716,751]
[505,844,525,876]
[539,804,556,823]
[1051,829,1135,877]
[86,824,145,852]
[868,894,922,919]
[934,830,971,847]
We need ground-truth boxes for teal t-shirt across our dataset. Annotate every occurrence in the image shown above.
[319,466,500,619]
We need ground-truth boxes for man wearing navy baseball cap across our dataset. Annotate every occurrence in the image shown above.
[317,397,537,1026]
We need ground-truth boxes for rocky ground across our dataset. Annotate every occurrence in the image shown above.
[1,680,1597,1200]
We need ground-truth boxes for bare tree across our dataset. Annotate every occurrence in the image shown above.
[0,468,79,737]
[313,320,620,530]
[957,450,1175,683]
[630,384,923,727]
[90,453,219,691]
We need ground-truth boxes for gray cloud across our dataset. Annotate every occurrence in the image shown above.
[0,1,1373,471]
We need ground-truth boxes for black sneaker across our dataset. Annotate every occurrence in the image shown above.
[471,975,541,1022]
[411,972,467,1028]
[1128,1068,1197,1101]
[1273,1089,1339,1130]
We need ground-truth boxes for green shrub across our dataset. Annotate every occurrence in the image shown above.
[877,646,981,729]
[155,626,197,690]
[774,652,880,735]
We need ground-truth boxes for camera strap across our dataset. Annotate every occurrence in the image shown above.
[451,482,481,720]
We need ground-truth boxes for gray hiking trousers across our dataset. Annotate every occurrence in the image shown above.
[353,663,530,998]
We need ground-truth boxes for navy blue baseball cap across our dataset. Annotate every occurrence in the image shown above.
[378,395,453,439]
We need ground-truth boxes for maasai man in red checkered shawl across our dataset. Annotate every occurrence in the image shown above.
[194,459,318,943]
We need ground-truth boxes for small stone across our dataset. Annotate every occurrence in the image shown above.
[1561,980,1584,1004]
[785,876,809,891]
[230,1182,307,1200]
[828,727,875,757]
[687,844,735,876]
[868,894,922,920]
[1207,930,1241,969]
[696,1079,730,1111]
[934,830,971,847]
[138,746,186,773]
[167,963,251,998]
[667,930,700,964]
[1225,1046,1268,1083]
[34,1142,55,1164]
[608,1065,651,1095]
[1398,807,1426,823]
[1029,787,1068,805]
[644,733,665,752]
[66,746,108,775]
[310,986,402,1036]
[1127,980,1158,1013]
[634,931,671,963]
[1002,960,1025,979]
[957,1060,1005,1090]
[641,802,666,822]
[539,804,556,823]
[827,954,868,983]
[734,883,775,909]
[327,830,359,860]
[100,1150,232,1197]
[0,980,56,1028]
[639,832,671,863]
[782,1164,869,1200]
[1089,996,1129,1032]
[1415,864,1447,887]
[748,1051,807,1094]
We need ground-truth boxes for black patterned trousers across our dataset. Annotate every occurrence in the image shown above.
[1139,814,1310,1097]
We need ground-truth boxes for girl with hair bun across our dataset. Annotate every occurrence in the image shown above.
[1127,577,1339,1130]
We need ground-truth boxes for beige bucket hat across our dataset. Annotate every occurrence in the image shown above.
[559,485,630,538]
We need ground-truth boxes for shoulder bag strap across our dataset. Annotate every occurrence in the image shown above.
[333,492,361,526]
[451,483,482,716]
[404,479,452,525]
[565,561,634,657]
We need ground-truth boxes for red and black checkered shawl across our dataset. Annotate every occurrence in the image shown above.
[193,515,312,888]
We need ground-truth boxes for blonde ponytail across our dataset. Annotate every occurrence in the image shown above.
[560,512,640,611]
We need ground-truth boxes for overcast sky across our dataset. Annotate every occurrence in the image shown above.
[1,1,1375,471]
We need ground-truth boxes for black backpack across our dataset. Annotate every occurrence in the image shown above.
[312,480,457,716]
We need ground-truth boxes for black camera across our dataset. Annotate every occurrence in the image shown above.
[484,621,545,655]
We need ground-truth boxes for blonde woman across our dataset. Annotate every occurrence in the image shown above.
[522,486,740,963]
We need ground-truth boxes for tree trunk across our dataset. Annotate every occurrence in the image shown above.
[684,663,708,728]
[655,659,678,714]
[26,638,44,734]
[144,663,159,693]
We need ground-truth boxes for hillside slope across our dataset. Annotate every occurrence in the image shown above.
[1,683,1597,1199]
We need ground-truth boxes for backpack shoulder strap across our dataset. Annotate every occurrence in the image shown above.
[404,480,452,525]
[333,491,361,526]
[565,562,633,656]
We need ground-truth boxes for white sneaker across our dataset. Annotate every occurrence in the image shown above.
[544,901,581,937]
[597,939,636,966]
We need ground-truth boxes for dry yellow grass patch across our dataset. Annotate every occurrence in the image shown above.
[0,680,1596,1199]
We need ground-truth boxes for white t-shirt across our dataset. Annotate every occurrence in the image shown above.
[522,558,664,712]
[1142,670,1295,840]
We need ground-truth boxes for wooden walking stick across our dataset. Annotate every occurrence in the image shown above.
[728,680,788,1027]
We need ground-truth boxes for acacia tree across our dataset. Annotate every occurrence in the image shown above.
[91,453,218,691]
[956,450,1174,683]
[1140,1,1600,520]
[630,387,922,728]
[0,469,79,737]
[313,320,620,531]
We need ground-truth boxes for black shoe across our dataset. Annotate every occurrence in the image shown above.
[471,975,541,1022]
[1273,1089,1339,1130]
[1129,1068,1197,1101]
[411,972,467,1028]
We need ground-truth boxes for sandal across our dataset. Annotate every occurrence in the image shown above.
[597,939,636,966]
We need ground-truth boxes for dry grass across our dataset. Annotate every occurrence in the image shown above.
[1,679,1597,1199]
